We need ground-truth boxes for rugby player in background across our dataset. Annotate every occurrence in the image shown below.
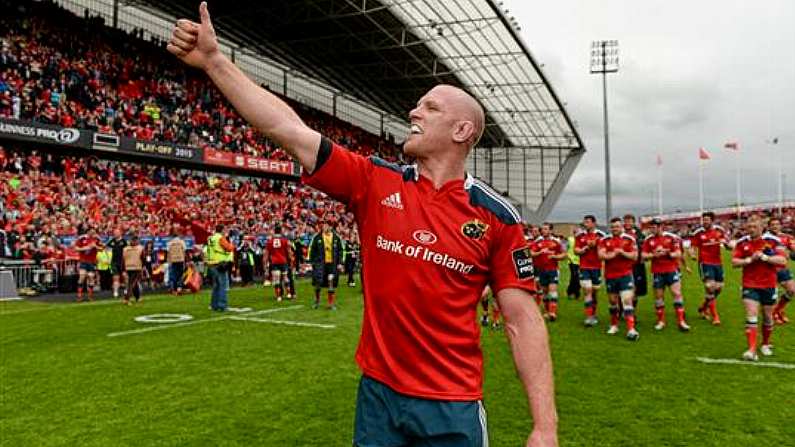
[264,224,291,302]
[642,218,690,331]
[531,223,566,321]
[689,212,729,325]
[575,215,606,327]
[769,217,795,324]
[599,218,639,341]
[73,228,102,302]
[732,215,787,360]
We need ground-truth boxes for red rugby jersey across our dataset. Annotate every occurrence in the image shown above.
[642,232,681,274]
[691,225,727,266]
[303,138,535,400]
[732,234,785,288]
[774,233,793,271]
[599,234,636,279]
[75,236,100,264]
[532,236,563,272]
[266,235,290,265]
[576,229,606,270]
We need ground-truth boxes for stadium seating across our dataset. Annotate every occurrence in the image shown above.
[0,144,356,261]
[0,0,402,162]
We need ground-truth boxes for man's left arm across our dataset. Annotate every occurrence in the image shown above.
[496,288,557,447]
[489,223,557,447]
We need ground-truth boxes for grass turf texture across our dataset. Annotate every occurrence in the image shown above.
[1,257,794,446]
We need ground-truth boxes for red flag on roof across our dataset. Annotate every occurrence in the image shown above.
[699,147,711,160]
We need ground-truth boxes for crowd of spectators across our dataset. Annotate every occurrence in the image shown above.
[0,144,357,267]
[0,0,403,162]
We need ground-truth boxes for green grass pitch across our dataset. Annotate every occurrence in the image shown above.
[2,257,794,446]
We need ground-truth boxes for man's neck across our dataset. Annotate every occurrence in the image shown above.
[416,155,466,190]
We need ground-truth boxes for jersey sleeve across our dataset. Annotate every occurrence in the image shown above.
[641,239,652,255]
[732,243,744,259]
[301,137,374,213]
[488,222,536,294]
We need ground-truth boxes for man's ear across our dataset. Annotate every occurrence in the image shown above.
[452,120,475,144]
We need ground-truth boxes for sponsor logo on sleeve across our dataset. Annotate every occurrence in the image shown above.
[512,247,534,279]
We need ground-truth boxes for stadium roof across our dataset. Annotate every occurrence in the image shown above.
[127,0,586,221]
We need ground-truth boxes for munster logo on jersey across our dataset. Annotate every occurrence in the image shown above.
[461,219,489,240]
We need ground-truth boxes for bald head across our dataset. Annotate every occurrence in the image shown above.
[405,84,486,158]
[431,85,485,146]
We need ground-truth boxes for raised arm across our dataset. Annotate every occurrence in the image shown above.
[167,2,321,172]
[496,287,558,447]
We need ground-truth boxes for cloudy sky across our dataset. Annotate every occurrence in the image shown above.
[505,0,795,221]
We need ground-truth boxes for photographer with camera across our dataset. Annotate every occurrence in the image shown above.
[206,224,235,311]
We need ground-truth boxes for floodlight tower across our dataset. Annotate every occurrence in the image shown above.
[590,40,619,221]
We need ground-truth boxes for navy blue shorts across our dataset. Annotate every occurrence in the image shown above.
[606,274,634,294]
[538,270,559,287]
[699,264,724,283]
[653,271,681,289]
[742,288,777,306]
[580,268,602,286]
[353,375,487,447]
[777,269,793,283]
[79,262,96,272]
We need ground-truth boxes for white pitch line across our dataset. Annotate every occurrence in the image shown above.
[107,305,303,337]
[696,357,795,370]
[229,316,336,329]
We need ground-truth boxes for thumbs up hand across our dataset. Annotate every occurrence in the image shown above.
[167,2,220,71]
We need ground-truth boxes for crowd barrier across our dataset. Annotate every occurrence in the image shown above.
[0,259,80,292]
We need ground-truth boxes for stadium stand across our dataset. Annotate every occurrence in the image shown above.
[0,144,357,262]
[0,0,402,162]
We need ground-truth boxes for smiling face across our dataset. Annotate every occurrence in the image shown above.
[610,220,623,237]
[404,85,484,158]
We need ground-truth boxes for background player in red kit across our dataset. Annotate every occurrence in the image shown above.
[599,218,639,341]
[167,4,556,445]
[689,211,728,325]
[732,215,787,360]
[73,228,102,302]
[264,224,292,301]
[642,218,690,331]
[575,215,606,326]
[531,223,565,321]
[769,217,795,324]
[527,224,543,307]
